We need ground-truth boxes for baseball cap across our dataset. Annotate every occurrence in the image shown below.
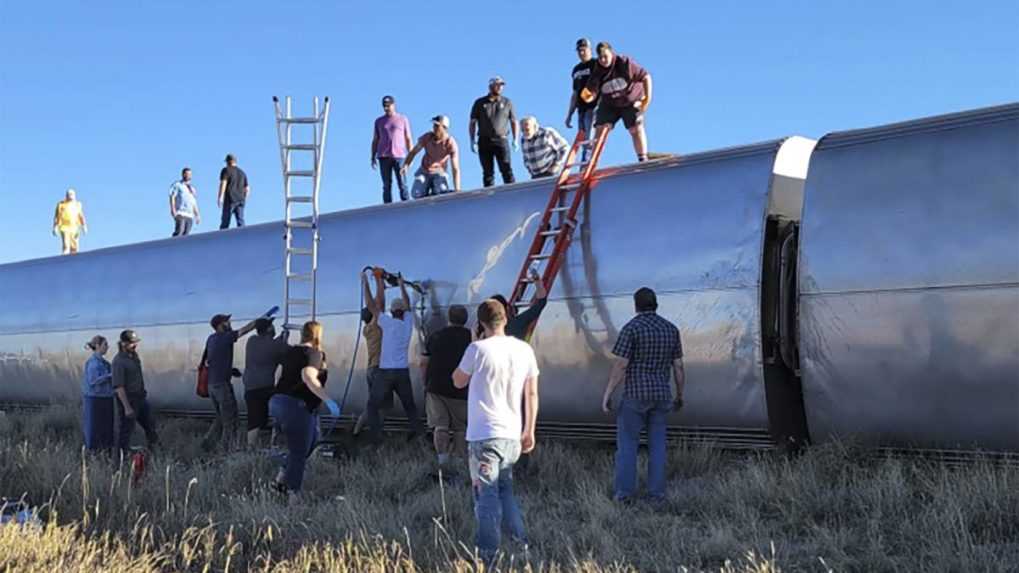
[431,115,450,129]
[224,153,236,163]
[576,38,591,49]
[119,329,141,344]
[382,95,395,105]
[488,76,505,86]
[210,313,232,329]
[390,298,408,312]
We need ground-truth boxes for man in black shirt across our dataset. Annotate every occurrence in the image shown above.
[469,77,517,188]
[421,305,472,470]
[201,312,260,451]
[565,38,598,161]
[218,154,250,229]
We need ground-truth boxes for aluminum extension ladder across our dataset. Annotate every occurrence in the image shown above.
[273,96,331,331]
[506,127,610,338]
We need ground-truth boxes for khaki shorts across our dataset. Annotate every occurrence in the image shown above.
[425,392,467,432]
[60,230,80,253]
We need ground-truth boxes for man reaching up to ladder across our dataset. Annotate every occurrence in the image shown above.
[581,42,653,162]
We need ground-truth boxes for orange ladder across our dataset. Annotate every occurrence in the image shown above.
[506,127,611,334]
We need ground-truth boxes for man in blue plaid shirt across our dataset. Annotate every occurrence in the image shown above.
[602,287,685,503]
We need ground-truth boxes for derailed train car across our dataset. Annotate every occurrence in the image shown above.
[0,103,1015,452]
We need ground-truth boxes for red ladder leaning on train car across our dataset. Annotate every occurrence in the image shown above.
[506,127,611,338]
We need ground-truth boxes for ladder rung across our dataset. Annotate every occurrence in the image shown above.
[513,300,533,307]
[284,144,317,151]
[550,206,570,212]
[285,170,315,177]
[519,275,541,283]
[287,196,314,203]
[539,229,563,237]
[280,117,320,124]
[529,254,552,260]
[287,298,313,305]
[287,273,314,281]
[287,247,313,255]
[286,220,314,228]
[282,323,303,331]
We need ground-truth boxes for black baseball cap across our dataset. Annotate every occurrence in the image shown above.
[225,153,236,163]
[382,95,395,105]
[576,38,591,49]
[119,329,141,344]
[210,314,232,329]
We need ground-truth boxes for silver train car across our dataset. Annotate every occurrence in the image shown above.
[1,104,1015,452]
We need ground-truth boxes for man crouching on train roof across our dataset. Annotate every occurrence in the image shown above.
[602,287,685,505]
[453,299,540,565]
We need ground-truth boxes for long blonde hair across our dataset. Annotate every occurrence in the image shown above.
[301,321,323,350]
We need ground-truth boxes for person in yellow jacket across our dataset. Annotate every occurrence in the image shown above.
[53,188,88,255]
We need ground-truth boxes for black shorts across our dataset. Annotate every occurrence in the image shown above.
[595,102,644,130]
[244,386,274,431]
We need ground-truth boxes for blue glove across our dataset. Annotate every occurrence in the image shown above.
[512,138,519,152]
[323,399,340,417]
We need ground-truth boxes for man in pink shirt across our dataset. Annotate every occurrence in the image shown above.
[371,95,413,203]
[400,115,461,199]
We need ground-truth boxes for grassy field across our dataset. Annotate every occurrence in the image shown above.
[1,406,1017,572]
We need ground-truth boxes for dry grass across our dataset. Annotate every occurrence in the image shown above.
[1,406,1017,572]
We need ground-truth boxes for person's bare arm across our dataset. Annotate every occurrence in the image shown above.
[53,204,60,228]
[420,355,430,384]
[79,208,87,233]
[453,368,470,389]
[169,194,177,219]
[398,274,411,311]
[236,320,258,337]
[375,271,386,313]
[217,179,227,207]
[468,118,477,150]
[400,141,423,174]
[640,74,653,112]
[301,366,331,402]
[370,125,379,169]
[404,121,413,155]
[673,357,685,408]
[362,272,379,317]
[194,200,201,225]
[602,357,628,413]
[510,104,519,142]
[115,387,135,417]
[521,374,540,453]
[451,148,461,191]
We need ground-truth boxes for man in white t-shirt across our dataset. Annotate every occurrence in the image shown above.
[453,299,540,564]
[364,273,424,443]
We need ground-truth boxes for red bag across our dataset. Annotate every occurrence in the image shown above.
[196,348,209,398]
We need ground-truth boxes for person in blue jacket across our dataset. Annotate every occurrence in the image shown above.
[82,335,115,451]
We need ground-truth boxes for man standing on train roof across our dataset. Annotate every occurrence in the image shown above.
[362,271,425,444]
[401,115,461,198]
[201,312,262,451]
[469,76,518,187]
[565,38,598,162]
[52,188,87,255]
[218,154,249,229]
[520,116,570,179]
[169,167,201,237]
[582,42,653,162]
[601,287,684,505]
[371,95,413,204]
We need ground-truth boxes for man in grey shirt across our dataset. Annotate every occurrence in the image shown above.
[242,318,289,447]
[112,329,158,451]
[469,76,518,187]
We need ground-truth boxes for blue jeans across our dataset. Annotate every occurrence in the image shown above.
[220,199,245,229]
[83,396,115,451]
[411,171,451,199]
[269,394,319,491]
[469,438,526,562]
[615,397,672,500]
[115,395,158,451]
[378,157,408,203]
[577,107,595,161]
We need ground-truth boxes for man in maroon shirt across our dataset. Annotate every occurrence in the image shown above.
[582,42,654,162]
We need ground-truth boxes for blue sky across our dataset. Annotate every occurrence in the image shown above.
[1,0,1016,265]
